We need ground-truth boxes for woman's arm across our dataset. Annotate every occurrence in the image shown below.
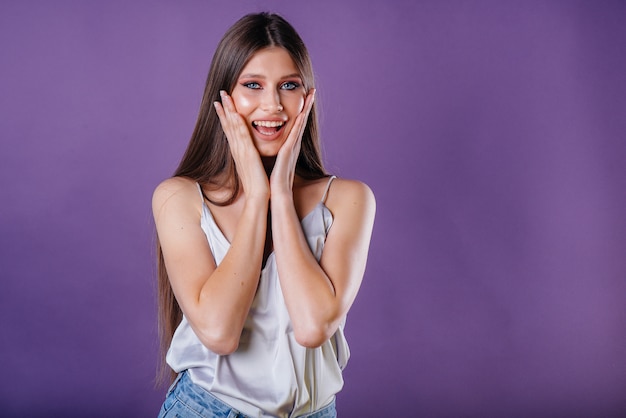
[153,177,268,355]
[154,90,273,355]
[269,89,375,347]
[271,179,376,348]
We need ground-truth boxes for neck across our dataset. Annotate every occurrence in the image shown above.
[261,156,276,177]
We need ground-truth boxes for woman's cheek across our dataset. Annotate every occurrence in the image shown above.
[291,95,305,113]
[232,91,255,114]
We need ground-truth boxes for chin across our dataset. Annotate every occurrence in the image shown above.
[254,139,286,157]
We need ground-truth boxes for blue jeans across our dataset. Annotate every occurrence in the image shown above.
[157,371,337,418]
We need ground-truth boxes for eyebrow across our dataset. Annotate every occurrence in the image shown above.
[238,73,302,80]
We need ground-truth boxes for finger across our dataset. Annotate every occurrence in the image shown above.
[220,90,238,114]
[213,101,226,123]
[215,93,246,137]
[221,91,252,140]
[304,88,316,114]
[294,88,316,141]
[214,100,238,139]
[291,88,315,134]
[217,91,234,127]
[214,100,237,140]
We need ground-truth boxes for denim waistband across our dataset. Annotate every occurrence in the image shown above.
[168,371,336,418]
[173,371,244,417]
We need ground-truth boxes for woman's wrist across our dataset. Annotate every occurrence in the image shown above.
[242,181,271,202]
[270,189,294,207]
[243,193,270,214]
[270,192,297,222]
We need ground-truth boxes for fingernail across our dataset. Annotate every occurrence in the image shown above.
[220,90,226,98]
[213,101,219,110]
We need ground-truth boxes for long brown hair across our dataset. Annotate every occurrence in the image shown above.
[156,12,327,384]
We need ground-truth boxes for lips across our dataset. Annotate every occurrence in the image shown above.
[252,120,285,137]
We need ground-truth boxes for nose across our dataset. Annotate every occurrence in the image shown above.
[261,89,283,113]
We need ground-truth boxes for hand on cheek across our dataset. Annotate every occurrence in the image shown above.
[271,89,316,193]
[214,91,269,199]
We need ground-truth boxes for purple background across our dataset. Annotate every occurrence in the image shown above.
[1,0,625,416]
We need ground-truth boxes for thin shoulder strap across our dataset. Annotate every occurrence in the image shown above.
[321,175,337,204]
[196,182,208,203]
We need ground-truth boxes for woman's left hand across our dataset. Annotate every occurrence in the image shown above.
[270,88,315,196]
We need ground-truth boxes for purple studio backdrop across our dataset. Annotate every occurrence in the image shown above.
[1,0,625,416]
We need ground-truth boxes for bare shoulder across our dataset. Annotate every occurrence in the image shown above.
[322,177,375,259]
[326,177,376,217]
[152,176,201,221]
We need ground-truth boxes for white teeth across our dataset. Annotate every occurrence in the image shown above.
[253,120,284,128]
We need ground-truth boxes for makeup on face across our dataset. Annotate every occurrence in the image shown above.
[230,47,306,155]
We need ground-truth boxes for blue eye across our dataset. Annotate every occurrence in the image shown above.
[243,82,261,89]
[281,81,300,90]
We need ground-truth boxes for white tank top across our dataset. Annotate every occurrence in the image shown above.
[166,176,350,418]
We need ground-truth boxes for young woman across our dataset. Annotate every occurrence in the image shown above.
[153,12,375,418]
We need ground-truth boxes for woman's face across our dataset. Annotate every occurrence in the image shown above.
[230,47,306,157]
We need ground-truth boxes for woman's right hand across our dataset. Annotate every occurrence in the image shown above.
[214,90,269,201]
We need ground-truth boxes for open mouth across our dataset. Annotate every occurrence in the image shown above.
[252,120,286,136]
